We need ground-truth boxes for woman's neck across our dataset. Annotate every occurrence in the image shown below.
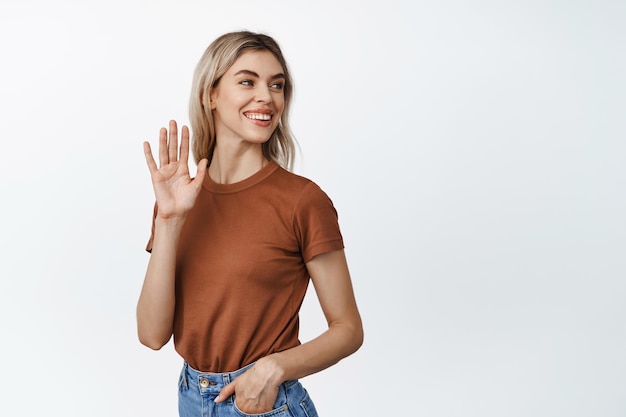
[208,143,268,185]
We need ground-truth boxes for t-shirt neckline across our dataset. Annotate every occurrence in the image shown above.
[203,160,280,194]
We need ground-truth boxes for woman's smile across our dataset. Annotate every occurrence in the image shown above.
[244,109,274,127]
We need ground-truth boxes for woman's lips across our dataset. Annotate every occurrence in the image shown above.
[244,110,274,126]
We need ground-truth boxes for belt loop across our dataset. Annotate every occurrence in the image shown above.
[223,373,234,404]
[181,362,189,389]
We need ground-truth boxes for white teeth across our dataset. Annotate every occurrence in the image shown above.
[246,113,272,121]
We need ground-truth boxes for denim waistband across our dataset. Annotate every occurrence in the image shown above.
[180,361,255,391]
[178,361,313,416]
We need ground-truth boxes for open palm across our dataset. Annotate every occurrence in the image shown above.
[143,120,208,219]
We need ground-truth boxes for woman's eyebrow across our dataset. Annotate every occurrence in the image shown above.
[233,69,285,79]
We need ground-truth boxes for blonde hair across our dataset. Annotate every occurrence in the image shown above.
[189,31,296,171]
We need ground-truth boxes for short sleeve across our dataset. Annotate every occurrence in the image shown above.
[294,182,344,262]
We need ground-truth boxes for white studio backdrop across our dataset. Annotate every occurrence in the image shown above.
[0,0,624,416]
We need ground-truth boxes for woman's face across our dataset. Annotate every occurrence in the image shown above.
[210,50,286,147]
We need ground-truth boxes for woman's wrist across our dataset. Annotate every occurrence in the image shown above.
[155,215,187,232]
[257,354,287,386]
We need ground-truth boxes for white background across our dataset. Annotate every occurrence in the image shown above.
[1,0,624,416]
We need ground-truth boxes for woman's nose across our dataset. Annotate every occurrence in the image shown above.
[255,85,272,103]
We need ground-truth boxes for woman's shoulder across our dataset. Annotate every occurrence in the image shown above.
[269,165,334,205]
[270,164,316,189]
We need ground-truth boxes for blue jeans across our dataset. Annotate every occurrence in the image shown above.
[178,361,319,417]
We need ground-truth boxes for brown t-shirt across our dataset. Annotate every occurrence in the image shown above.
[146,161,344,372]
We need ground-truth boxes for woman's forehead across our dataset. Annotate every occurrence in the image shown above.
[227,50,284,76]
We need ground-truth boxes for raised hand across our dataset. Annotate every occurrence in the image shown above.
[143,120,208,220]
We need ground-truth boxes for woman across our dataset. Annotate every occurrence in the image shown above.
[137,31,363,417]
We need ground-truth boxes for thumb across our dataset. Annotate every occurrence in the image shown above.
[215,380,236,403]
[193,158,209,186]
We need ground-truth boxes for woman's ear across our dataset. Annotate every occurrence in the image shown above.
[200,90,217,110]
[208,89,217,110]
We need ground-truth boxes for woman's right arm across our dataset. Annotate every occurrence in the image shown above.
[136,120,207,350]
[137,217,184,349]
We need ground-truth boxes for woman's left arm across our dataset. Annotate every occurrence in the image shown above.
[274,248,364,377]
[215,249,363,412]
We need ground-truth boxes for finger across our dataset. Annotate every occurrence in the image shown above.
[158,127,168,167]
[143,141,158,174]
[168,120,178,162]
[214,381,236,403]
[179,125,190,165]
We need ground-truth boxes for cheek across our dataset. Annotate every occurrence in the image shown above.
[275,96,286,114]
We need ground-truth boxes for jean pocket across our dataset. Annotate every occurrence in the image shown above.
[232,399,291,417]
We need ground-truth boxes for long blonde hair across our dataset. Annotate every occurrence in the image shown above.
[189,31,296,171]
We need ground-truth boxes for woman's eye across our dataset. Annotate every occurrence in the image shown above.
[270,82,284,90]
[240,80,253,86]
